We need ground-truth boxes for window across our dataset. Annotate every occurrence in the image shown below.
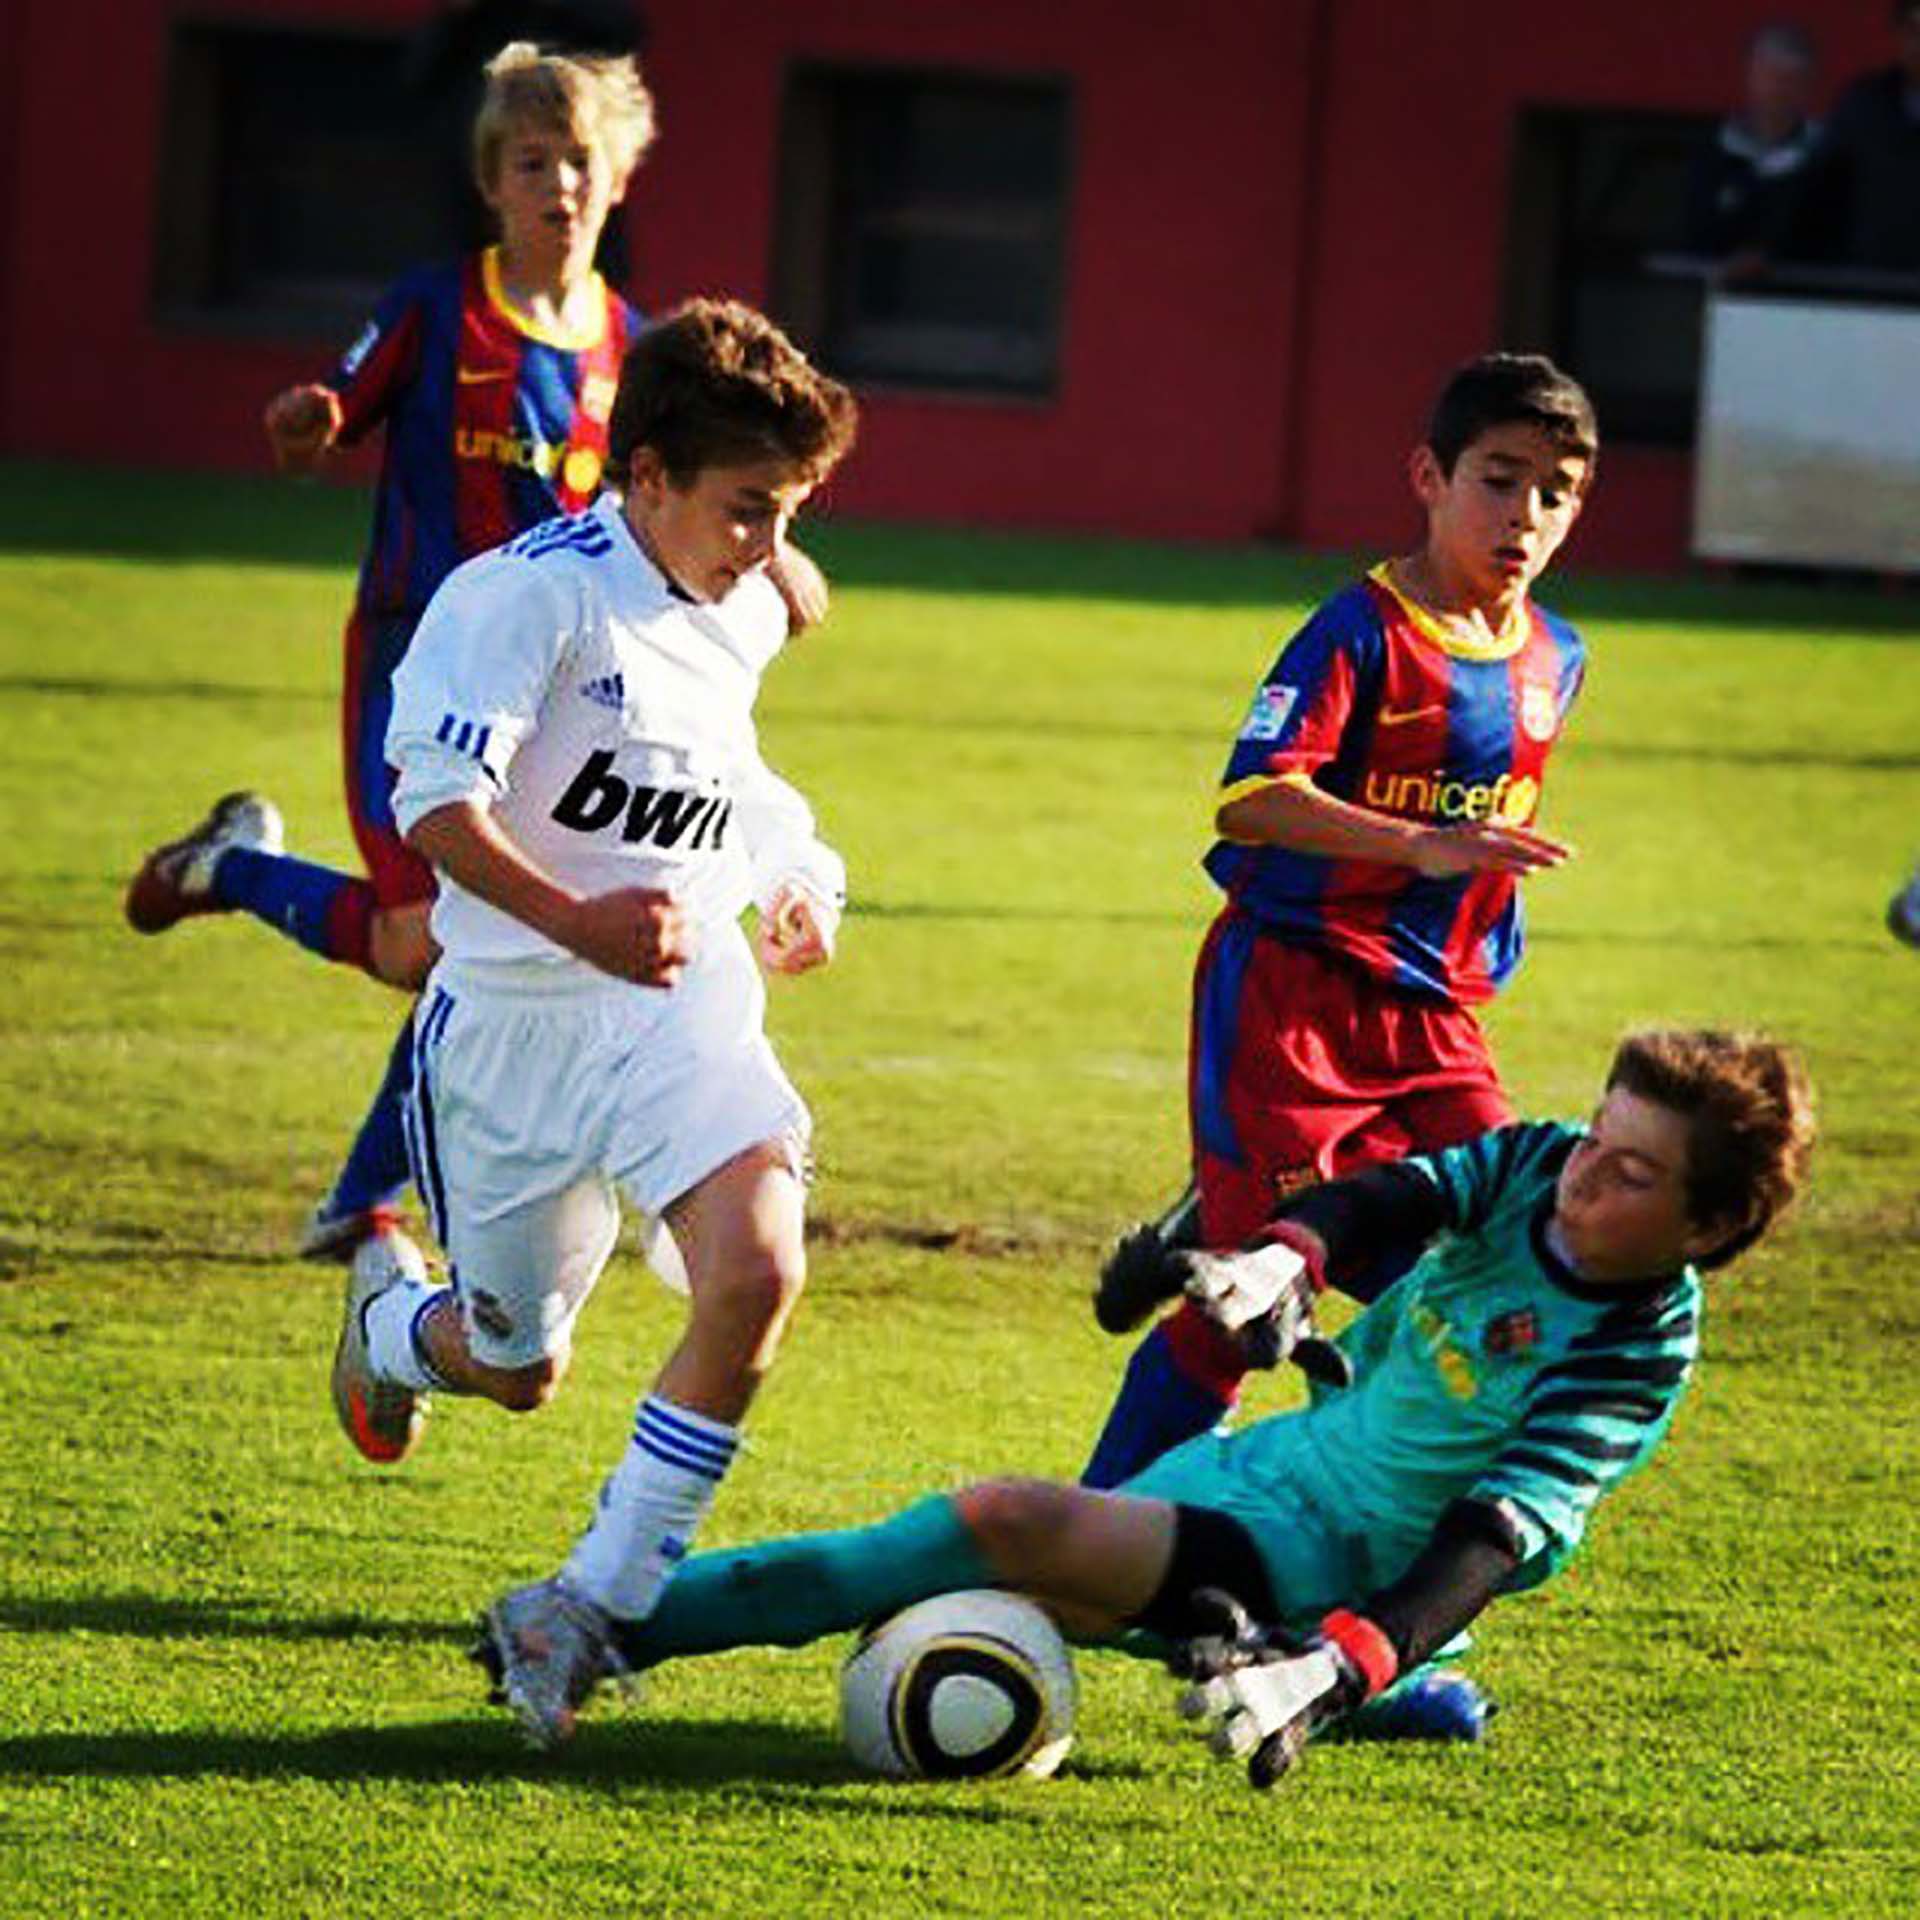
[774,67,1074,397]
[1502,108,1712,445]
[154,24,445,337]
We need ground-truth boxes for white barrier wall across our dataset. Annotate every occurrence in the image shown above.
[1693,294,1920,573]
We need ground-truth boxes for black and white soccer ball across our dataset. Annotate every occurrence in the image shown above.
[840,1590,1077,1781]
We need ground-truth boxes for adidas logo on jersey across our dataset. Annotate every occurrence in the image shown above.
[552,748,732,850]
[581,673,625,711]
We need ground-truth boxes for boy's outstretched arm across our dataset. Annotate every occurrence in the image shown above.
[1271,1161,1453,1302]
[1219,774,1570,879]
[1093,1160,1452,1365]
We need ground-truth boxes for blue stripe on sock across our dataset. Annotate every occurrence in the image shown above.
[637,1402,738,1469]
[635,1428,730,1481]
[639,1398,738,1449]
[635,1419,737,1474]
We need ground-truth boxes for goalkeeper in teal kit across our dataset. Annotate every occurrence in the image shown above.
[477,1028,1815,1782]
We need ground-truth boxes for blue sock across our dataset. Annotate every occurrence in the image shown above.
[321,1014,416,1221]
[607,1495,993,1670]
[1080,1324,1230,1490]
[213,846,375,969]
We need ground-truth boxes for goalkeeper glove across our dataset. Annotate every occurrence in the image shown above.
[1173,1589,1399,1789]
[1179,1222,1352,1388]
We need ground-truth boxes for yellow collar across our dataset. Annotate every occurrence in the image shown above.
[481,247,607,351]
[1369,562,1530,661]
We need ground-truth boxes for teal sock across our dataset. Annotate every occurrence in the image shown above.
[607,1495,992,1669]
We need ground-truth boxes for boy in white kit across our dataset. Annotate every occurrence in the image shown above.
[335,298,859,1747]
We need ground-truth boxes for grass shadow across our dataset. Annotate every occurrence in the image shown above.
[5,461,1917,633]
[0,673,331,706]
[0,1591,460,1647]
[0,1715,1077,1811]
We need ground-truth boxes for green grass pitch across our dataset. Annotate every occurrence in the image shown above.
[2,462,1917,1916]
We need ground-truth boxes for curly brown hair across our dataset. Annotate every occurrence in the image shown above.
[607,299,858,491]
[1606,1030,1816,1269]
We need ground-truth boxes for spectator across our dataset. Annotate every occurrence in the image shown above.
[1684,23,1821,261]
[1781,1,1920,272]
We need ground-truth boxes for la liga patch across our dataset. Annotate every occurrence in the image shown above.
[1238,682,1298,741]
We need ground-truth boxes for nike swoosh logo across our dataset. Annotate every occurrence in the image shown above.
[1377,705,1444,729]
[456,366,512,385]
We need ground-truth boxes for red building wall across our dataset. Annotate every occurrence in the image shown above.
[1285,0,1884,569]
[0,0,1894,568]
[634,0,1322,542]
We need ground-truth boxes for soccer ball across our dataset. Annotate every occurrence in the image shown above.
[839,1590,1077,1781]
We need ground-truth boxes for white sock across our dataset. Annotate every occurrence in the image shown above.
[363,1283,453,1391]
[563,1394,739,1620]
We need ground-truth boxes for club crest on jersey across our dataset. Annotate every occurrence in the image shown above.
[1520,682,1559,742]
[1270,1165,1320,1204]
[1238,682,1298,742]
[581,672,625,712]
[552,748,732,850]
[581,372,618,422]
[1482,1309,1540,1357]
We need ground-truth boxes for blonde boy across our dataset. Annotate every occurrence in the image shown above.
[126,46,823,1264]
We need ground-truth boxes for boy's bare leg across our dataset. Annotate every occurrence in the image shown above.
[956,1480,1179,1636]
[654,1139,808,1421]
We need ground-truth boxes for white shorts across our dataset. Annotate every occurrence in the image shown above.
[405,924,809,1369]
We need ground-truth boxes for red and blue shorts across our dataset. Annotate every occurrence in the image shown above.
[342,606,436,910]
[1188,909,1512,1246]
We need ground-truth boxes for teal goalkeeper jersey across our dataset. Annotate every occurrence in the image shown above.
[1284,1122,1701,1591]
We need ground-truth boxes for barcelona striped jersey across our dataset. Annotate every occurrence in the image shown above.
[329,246,641,623]
[1204,567,1586,1003]
[1278,1121,1699,1592]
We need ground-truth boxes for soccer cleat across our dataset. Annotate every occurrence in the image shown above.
[477,1577,630,1749]
[330,1228,430,1465]
[1093,1180,1202,1333]
[1094,1224,1191,1334]
[1345,1668,1493,1743]
[124,791,284,934]
[1888,882,1920,951]
[299,1198,404,1264]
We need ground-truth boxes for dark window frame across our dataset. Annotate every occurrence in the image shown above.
[1502,104,1716,447]
[772,61,1077,401]
[152,16,445,342]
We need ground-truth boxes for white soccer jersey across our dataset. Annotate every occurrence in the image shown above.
[387,493,844,972]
